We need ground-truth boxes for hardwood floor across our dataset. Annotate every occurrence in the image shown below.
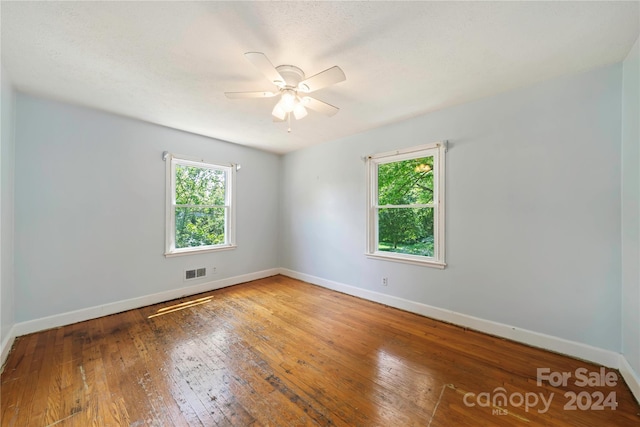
[1,275,639,426]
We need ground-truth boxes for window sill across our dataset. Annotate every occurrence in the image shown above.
[165,244,237,258]
[366,252,446,269]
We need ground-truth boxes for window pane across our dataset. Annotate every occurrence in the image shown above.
[175,165,226,206]
[378,157,434,205]
[175,207,226,248]
[378,207,434,257]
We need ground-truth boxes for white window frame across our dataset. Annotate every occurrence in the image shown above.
[366,141,446,269]
[165,153,237,257]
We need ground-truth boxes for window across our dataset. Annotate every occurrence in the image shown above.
[165,154,236,257]
[366,142,446,268]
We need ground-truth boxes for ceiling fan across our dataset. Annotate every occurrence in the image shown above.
[225,52,346,131]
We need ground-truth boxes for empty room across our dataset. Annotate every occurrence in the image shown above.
[1,1,639,426]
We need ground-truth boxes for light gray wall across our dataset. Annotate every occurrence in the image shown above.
[1,67,16,345]
[281,64,623,352]
[622,36,640,377]
[14,94,280,322]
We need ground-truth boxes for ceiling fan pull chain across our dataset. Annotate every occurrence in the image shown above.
[287,113,292,133]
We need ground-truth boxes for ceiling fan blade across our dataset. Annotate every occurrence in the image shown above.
[297,66,346,93]
[302,97,340,117]
[244,52,286,87]
[224,91,278,99]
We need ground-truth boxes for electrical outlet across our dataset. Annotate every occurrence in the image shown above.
[382,277,388,286]
[211,266,218,275]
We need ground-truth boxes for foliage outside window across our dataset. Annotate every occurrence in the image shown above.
[165,155,236,257]
[366,142,446,268]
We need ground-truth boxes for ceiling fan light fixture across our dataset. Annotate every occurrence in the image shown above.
[280,89,297,112]
[272,102,286,120]
[226,52,346,129]
[293,103,308,120]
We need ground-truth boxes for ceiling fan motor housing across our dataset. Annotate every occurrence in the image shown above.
[275,65,305,88]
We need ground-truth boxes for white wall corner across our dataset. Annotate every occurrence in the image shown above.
[278,268,622,370]
[0,325,17,373]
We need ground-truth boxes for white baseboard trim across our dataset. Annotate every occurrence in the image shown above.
[619,355,640,404]
[279,268,622,369]
[0,325,17,371]
[10,268,280,342]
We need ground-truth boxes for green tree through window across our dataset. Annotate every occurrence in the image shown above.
[165,155,236,256]
[367,142,446,268]
[378,157,434,256]
[175,165,227,248]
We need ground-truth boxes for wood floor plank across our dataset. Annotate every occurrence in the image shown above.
[229,288,427,425]
[6,331,52,426]
[190,296,339,426]
[2,275,639,426]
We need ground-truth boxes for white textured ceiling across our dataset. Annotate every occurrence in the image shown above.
[2,1,638,154]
